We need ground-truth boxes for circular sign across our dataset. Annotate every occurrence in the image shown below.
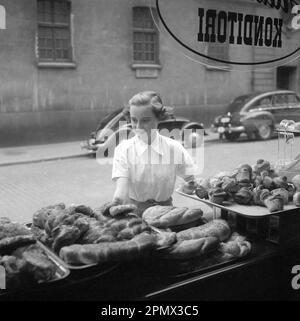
[154,0,300,69]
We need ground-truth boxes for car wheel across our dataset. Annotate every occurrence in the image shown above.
[224,132,240,141]
[255,123,273,140]
[183,127,204,148]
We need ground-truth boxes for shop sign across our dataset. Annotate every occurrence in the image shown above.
[154,0,300,69]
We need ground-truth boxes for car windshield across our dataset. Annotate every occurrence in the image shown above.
[226,94,258,113]
[96,108,123,131]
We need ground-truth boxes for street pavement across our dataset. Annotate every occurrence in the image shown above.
[1,133,299,223]
[0,140,88,166]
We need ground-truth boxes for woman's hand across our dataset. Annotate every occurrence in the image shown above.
[112,177,129,205]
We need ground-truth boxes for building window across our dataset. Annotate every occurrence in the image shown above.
[132,7,159,64]
[37,0,74,65]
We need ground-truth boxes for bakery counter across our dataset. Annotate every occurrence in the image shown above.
[1,240,298,301]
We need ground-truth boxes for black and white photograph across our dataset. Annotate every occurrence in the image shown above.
[1,0,300,307]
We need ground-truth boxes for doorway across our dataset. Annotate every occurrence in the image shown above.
[276,66,297,90]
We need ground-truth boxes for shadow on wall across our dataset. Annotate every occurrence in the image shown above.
[0,105,227,147]
[0,110,107,147]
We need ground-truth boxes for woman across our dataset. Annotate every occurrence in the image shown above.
[112,91,198,215]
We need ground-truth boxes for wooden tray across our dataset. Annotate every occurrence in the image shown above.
[176,189,299,217]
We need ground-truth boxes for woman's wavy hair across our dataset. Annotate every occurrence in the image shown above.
[123,91,168,121]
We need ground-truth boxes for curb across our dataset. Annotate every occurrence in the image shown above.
[0,153,91,167]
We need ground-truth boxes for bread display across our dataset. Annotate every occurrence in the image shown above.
[31,202,153,258]
[183,159,297,212]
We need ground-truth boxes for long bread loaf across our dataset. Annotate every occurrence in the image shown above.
[59,232,157,265]
[162,236,219,260]
[142,206,203,228]
[176,219,231,242]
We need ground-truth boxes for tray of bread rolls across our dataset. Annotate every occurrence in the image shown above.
[28,202,172,272]
[177,189,298,217]
[177,159,300,217]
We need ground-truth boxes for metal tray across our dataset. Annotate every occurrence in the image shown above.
[36,240,120,274]
[0,241,70,295]
[176,188,299,217]
[26,222,115,271]
[149,249,249,278]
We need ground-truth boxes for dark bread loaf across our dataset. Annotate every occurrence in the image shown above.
[59,232,157,265]
[176,219,231,242]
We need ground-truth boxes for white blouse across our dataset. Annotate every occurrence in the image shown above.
[112,132,198,202]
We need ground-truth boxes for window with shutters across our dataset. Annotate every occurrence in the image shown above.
[37,0,75,67]
[132,7,159,64]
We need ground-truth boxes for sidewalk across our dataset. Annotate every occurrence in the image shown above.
[0,131,218,167]
[0,140,89,167]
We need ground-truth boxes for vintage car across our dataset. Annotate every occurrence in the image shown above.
[81,107,207,156]
[211,90,300,141]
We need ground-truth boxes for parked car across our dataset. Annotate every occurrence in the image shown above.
[81,107,207,156]
[211,90,300,141]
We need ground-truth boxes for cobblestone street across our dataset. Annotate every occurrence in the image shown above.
[1,135,299,223]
